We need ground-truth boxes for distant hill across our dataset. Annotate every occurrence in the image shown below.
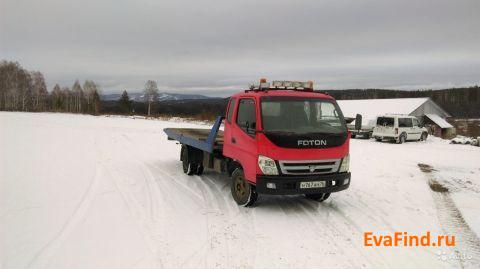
[101,92,215,101]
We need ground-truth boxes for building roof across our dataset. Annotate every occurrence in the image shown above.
[337,98,429,120]
[425,114,454,128]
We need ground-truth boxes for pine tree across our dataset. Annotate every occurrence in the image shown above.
[118,90,132,114]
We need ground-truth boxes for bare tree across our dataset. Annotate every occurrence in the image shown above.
[72,80,84,113]
[83,80,98,114]
[92,89,101,115]
[62,86,72,112]
[143,80,159,116]
[31,71,48,111]
[51,84,63,111]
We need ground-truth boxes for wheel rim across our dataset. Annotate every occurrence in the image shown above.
[235,176,247,198]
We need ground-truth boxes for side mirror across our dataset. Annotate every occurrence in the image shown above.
[355,114,362,130]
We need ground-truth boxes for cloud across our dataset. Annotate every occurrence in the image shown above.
[1,0,479,95]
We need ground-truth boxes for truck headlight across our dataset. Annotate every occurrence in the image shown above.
[258,155,279,175]
[339,154,350,172]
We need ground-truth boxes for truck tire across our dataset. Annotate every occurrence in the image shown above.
[351,134,356,139]
[420,132,428,141]
[375,137,382,142]
[196,165,204,175]
[305,193,330,202]
[397,133,406,144]
[231,168,257,207]
[181,145,197,175]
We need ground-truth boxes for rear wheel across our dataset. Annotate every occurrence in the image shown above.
[196,165,204,175]
[305,193,331,202]
[231,168,257,206]
[181,145,197,175]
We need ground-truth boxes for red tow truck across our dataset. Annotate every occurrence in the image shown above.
[164,79,351,206]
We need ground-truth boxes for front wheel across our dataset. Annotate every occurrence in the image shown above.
[420,132,428,141]
[231,168,257,206]
[305,193,331,202]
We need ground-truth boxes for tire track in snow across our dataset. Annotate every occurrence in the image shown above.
[93,133,167,268]
[122,129,258,268]
[102,164,165,268]
[317,199,395,268]
[189,173,236,268]
[202,173,258,269]
[282,198,375,268]
[418,163,480,268]
[26,152,101,269]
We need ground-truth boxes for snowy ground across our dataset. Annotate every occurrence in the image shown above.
[1,112,479,269]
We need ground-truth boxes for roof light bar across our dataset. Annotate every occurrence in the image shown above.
[272,80,313,90]
[249,79,314,91]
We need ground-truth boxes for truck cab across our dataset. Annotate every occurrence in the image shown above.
[165,79,351,206]
[222,80,351,205]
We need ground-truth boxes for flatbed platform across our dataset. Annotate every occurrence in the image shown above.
[163,117,225,153]
[165,128,224,144]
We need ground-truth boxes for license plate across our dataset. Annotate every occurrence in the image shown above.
[300,181,326,189]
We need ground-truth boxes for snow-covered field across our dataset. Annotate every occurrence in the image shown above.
[1,112,479,269]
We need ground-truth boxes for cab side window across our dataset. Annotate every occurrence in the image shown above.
[226,98,236,123]
[413,118,419,126]
[236,99,256,135]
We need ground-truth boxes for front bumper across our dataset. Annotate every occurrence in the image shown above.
[256,172,351,195]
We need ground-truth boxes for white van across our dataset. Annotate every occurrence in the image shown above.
[372,115,428,144]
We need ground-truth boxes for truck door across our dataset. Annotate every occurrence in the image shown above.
[223,97,236,159]
[231,98,258,183]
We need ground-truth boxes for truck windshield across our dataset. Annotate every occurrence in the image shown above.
[377,117,394,126]
[260,97,347,134]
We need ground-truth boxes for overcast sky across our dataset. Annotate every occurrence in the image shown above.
[1,0,479,96]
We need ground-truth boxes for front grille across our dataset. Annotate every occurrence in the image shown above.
[279,159,341,175]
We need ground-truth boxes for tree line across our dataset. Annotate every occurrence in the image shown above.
[3,59,479,118]
[0,60,101,114]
